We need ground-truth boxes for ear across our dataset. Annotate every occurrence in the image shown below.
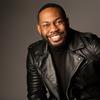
[37,24,41,35]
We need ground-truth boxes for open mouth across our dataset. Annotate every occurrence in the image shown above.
[49,34,63,42]
[47,32,65,43]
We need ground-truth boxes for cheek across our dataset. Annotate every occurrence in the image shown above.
[40,29,49,38]
[59,26,65,32]
[41,27,50,34]
[58,24,65,30]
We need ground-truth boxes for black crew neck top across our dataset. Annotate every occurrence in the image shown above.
[49,43,68,100]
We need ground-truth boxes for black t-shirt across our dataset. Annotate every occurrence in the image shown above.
[49,44,68,100]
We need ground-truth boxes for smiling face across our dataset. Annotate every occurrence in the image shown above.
[37,7,69,47]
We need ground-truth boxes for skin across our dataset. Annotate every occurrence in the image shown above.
[37,7,69,47]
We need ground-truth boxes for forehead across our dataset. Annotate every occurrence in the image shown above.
[39,7,62,22]
[40,7,61,13]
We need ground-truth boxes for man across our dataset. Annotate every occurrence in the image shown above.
[26,3,100,100]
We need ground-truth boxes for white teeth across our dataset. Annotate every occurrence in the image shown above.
[50,35,61,41]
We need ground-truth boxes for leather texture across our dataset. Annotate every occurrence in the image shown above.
[26,29,100,100]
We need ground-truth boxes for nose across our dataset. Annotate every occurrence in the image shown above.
[50,23,58,33]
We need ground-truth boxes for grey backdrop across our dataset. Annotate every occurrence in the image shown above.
[1,0,100,100]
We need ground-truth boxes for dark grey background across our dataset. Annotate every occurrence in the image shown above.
[1,0,100,100]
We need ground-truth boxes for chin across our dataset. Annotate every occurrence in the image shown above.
[49,40,65,47]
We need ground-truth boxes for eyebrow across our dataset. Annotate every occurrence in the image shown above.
[41,17,63,24]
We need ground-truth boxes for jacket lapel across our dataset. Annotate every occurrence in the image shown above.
[65,31,85,95]
[41,53,60,100]
[65,50,84,97]
[33,41,60,99]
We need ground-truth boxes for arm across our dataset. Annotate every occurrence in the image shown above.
[26,48,47,100]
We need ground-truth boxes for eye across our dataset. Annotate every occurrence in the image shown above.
[42,23,50,28]
[55,19,64,25]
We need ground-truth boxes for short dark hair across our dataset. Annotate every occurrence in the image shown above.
[37,3,68,23]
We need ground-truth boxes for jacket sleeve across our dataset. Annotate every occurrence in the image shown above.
[26,48,47,100]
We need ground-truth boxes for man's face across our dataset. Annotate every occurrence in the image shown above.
[37,7,69,47]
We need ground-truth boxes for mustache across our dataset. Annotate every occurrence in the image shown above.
[47,32,65,38]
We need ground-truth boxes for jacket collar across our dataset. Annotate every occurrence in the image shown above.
[67,28,85,51]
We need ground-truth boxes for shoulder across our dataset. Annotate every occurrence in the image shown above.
[28,39,46,49]
[80,31,99,39]
[70,28,100,41]
[70,28,100,55]
[70,29,100,48]
[28,39,47,55]
[80,32,100,45]
[80,32,100,55]
[71,28,99,39]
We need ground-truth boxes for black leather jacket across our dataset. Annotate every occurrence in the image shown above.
[26,29,100,100]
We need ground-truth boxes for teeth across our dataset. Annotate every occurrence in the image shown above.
[50,35,61,41]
